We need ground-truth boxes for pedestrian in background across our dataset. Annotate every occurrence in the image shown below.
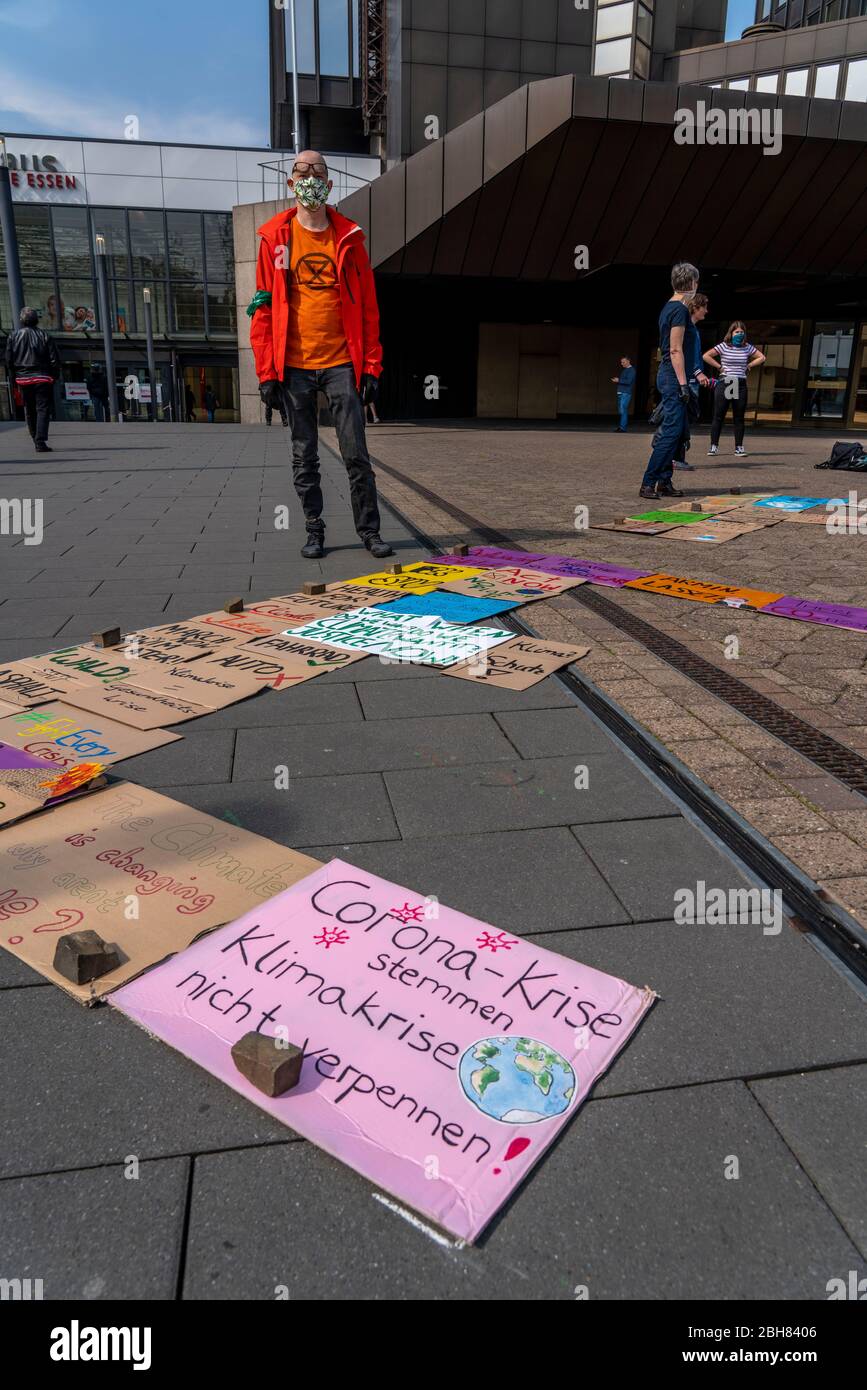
[611,356,636,432]
[86,365,110,422]
[184,384,196,422]
[639,261,700,500]
[4,307,60,453]
[204,385,219,422]
[703,322,764,457]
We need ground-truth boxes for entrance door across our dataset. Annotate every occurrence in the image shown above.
[181,364,239,423]
[517,355,559,419]
[801,323,854,421]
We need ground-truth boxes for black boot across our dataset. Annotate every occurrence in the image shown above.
[656,481,684,498]
[301,531,325,559]
[364,534,394,559]
[35,442,52,453]
[638,486,657,500]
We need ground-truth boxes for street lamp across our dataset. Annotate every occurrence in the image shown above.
[142,287,157,422]
[93,232,119,421]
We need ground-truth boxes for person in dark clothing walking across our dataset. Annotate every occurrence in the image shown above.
[639,262,700,500]
[86,364,110,422]
[184,384,197,422]
[4,307,60,453]
[611,356,636,431]
[203,386,219,422]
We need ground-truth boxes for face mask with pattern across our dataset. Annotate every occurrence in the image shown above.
[294,176,329,210]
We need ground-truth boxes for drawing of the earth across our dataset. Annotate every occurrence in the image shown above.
[458,1036,576,1123]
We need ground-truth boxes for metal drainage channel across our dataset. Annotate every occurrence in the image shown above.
[370,453,867,985]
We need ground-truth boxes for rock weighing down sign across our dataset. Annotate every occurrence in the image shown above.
[111,860,655,1243]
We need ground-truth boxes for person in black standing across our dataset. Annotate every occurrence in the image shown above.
[184,384,197,422]
[86,364,110,422]
[4,307,60,453]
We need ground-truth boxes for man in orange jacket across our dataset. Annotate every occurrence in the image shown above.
[250,150,393,559]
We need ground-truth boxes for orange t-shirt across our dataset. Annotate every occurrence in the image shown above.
[284,219,350,370]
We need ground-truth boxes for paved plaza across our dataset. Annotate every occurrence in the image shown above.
[0,419,865,1300]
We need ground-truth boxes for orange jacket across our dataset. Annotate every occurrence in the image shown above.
[250,205,382,389]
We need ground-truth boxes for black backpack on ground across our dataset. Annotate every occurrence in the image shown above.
[815,441,867,470]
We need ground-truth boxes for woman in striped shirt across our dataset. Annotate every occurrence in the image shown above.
[703,322,765,457]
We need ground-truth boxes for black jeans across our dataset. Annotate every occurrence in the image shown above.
[283,363,381,539]
[21,383,53,444]
[711,375,748,447]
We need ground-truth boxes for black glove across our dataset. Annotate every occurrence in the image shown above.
[360,374,379,406]
[259,379,283,409]
[678,384,691,405]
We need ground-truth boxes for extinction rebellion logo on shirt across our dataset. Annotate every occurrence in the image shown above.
[295,252,338,290]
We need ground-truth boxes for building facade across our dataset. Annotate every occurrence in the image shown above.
[257,0,867,430]
[0,134,377,423]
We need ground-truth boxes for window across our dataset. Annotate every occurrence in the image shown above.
[802,322,854,421]
[206,285,236,335]
[784,68,809,96]
[51,207,91,279]
[593,37,633,75]
[14,206,52,276]
[56,283,97,334]
[292,0,315,72]
[636,3,653,43]
[728,78,749,90]
[755,72,779,93]
[813,64,840,99]
[203,213,235,283]
[596,2,634,40]
[129,210,167,278]
[91,208,129,278]
[844,58,867,103]
[319,0,349,75]
[634,40,650,78]
[133,283,170,335]
[172,283,205,333]
[166,211,203,280]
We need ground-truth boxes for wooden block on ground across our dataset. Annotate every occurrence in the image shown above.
[231,1031,303,1097]
[223,598,244,613]
[302,582,326,595]
[53,930,122,985]
[91,627,121,648]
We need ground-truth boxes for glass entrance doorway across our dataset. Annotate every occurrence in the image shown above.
[181,364,239,423]
[801,323,854,420]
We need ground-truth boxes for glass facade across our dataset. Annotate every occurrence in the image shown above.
[719,53,867,99]
[593,0,654,79]
[0,204,236,339]
[755,0,867,23]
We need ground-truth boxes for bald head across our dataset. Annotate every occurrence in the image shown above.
[291,150,328,178]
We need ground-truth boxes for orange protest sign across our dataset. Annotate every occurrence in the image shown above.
[624,573,783,608]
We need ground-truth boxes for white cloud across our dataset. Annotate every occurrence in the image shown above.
[0,0,63,32]
[0,67,265,146]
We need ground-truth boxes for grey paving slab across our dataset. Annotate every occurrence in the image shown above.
[357,674,576,720]
[572,816,754,922]
[0,1157,189,1300]
[494,707,626,758]
[179,683,362,729]
[0,613,72,639]
[303,826,630,931]
[750,1066,867,1259]
[323,654,443,682]
[150,774,398,846]
[111,730,234,787]
[383,755,678,838]
[234,713,517,779]
[529,920,867,1094]
[0,990,294,1178]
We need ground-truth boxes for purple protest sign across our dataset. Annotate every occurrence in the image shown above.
[434,548,548,570]
[759,595,867,633]
[531,557,656,586]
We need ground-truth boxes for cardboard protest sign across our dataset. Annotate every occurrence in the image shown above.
[383,591,519,623]
[627,510,708,525]
[110,858,655,1242]
[185,611,292,640]
[0,663,82,709]
[127,639,214,667]
[758,595,867,632]
[126,621,243,655]
[286,607,514,667]
[752,496,840,512]
[56,680,215,729]
[698,494,776,508]
[320,585,398,610]
[399,562,482,583]
[591,519,680,535]
[25,644,164,689]
[119,655,266,708]
[0,742,105,827]
[0,702,182,769]
[436,547,549,569]
[444,636,590,689]
[704,507,782,528]
[532,557,655,587]
[663,521,770,544]
[226,634,366,687]
[625,573,784,608]
[345,571,443,595]
[443,567,585,601]
[0,783,321,1003]
[0,699,22,718]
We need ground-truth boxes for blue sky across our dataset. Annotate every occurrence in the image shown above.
[0,0,758,149]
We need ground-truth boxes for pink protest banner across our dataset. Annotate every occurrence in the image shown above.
[435,548,549,569]
[758,595,867,633]
[532,556,655,586]
[111,859,655,1243]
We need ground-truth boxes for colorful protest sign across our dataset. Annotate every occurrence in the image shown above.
[0,703,182,768]
[0,742,105,827]
[285,608,513,667]
[627,510,708,525]
[319,585,398,610]
[110,859,655,1242]
[664,521,769,544]
[382,592,519,623]
[533,557,655,586]
[444,636,591,689]
[185,611,292,640]
[0,783,321,1003]
[758,595,867,632]
[625,574,784,608]
[752,496,840,512]
[231,635,367,686]
[345,571,443,595]
[442,567,584,601]
[56,680,215,729]
[399,562,482,583]
[435,548,549,569]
